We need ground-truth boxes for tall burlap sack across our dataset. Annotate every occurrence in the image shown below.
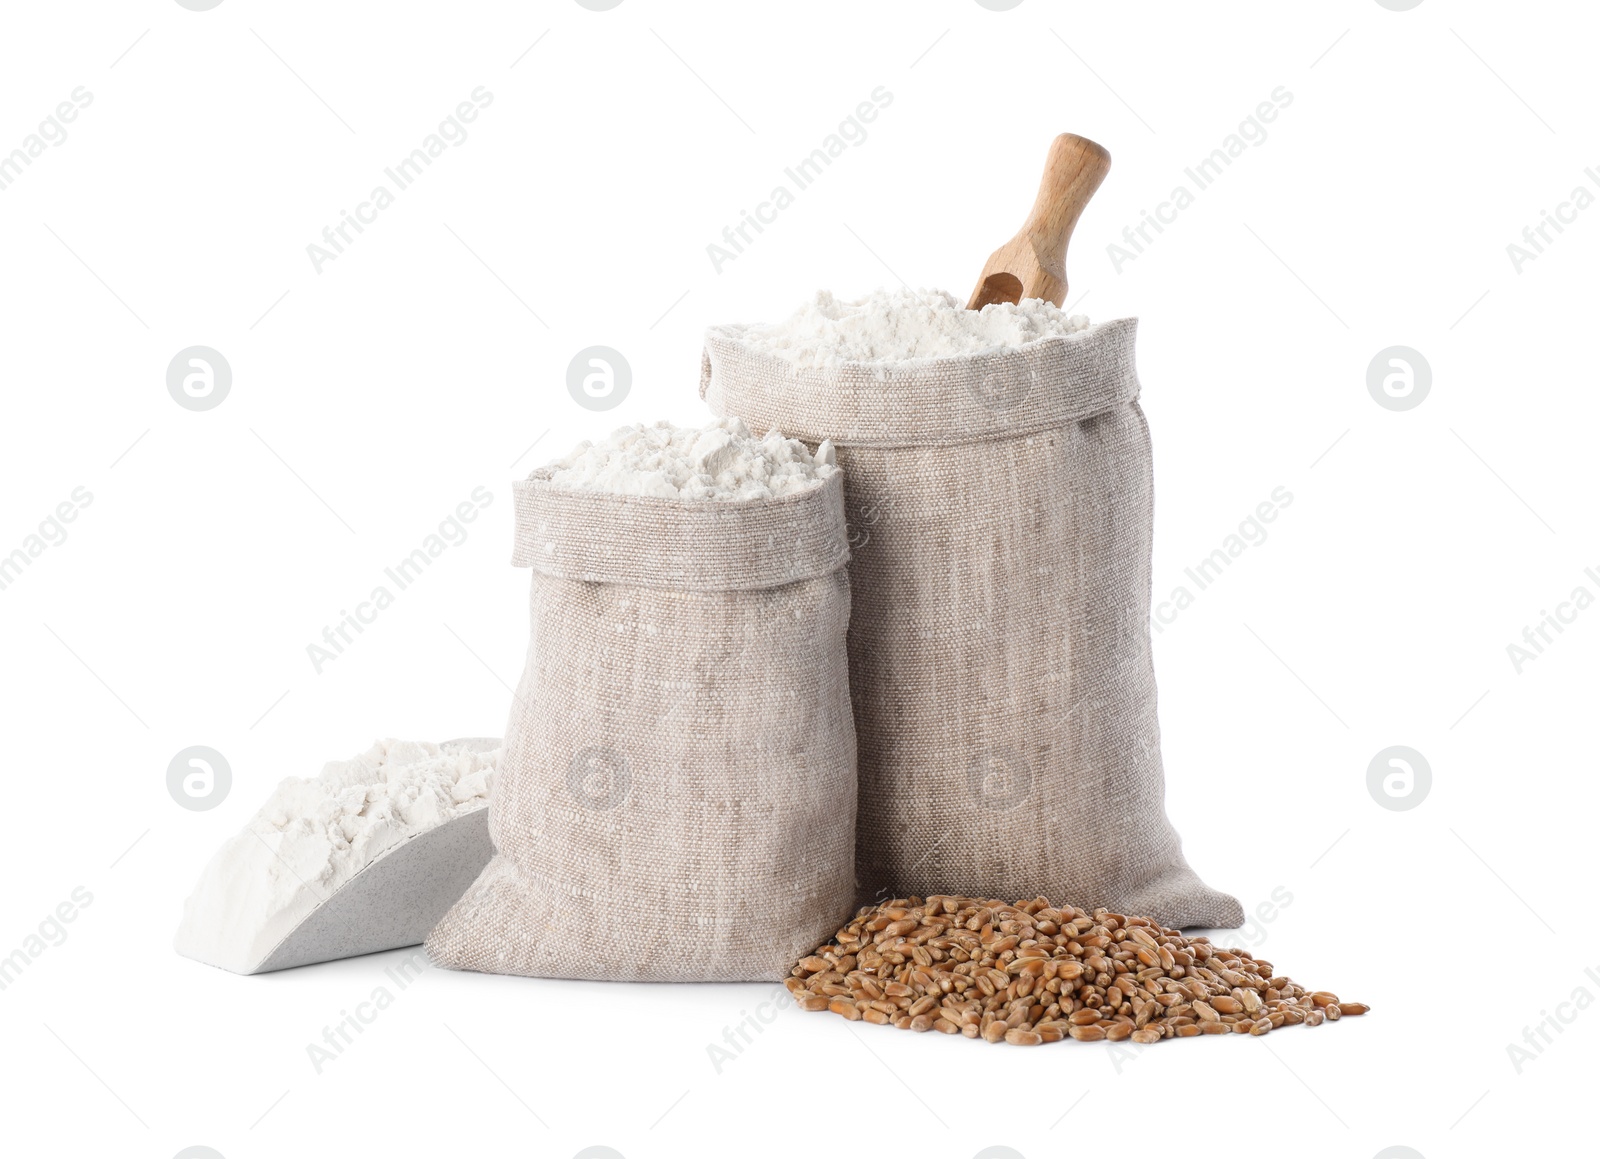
[426,468,857,981]
[701,317,1241,929]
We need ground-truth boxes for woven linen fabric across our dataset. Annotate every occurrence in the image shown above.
[426,469,858,981]
[700,317,1241,929]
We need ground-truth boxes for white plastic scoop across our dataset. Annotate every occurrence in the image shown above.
[176,737,499,975]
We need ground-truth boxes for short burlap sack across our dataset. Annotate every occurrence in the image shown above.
[426,468,858,980]
[701,317,1241,929]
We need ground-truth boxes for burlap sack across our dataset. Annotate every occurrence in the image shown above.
[427,468,858,980]
[701,318,1241,929]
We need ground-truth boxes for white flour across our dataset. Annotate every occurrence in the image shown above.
[547,416,837,501]
[174,739,498,974]
[729,286,1092,369]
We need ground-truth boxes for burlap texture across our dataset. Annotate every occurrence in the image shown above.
[701,318,1241,929]
[426,469,858,980]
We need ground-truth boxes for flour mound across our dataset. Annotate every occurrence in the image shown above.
[174,739,498,974]
[546,416,837,502]
[730,287,1092,369]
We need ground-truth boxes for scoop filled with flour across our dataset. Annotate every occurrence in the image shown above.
[175,738,499,974]
[546,416,837,500]
[726,287,1092,369]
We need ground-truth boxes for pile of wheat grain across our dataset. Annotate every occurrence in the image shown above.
[787,896,1367,1045]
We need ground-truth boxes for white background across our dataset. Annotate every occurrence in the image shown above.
[1,1,1594,1157]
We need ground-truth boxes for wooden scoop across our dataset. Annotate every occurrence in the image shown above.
[967,133,1111,310]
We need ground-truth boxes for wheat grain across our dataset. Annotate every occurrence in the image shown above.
[789,895,1368,1047]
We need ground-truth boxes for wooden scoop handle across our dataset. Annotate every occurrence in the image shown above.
[968,133,1111,310]
[1024,134,1111,279]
